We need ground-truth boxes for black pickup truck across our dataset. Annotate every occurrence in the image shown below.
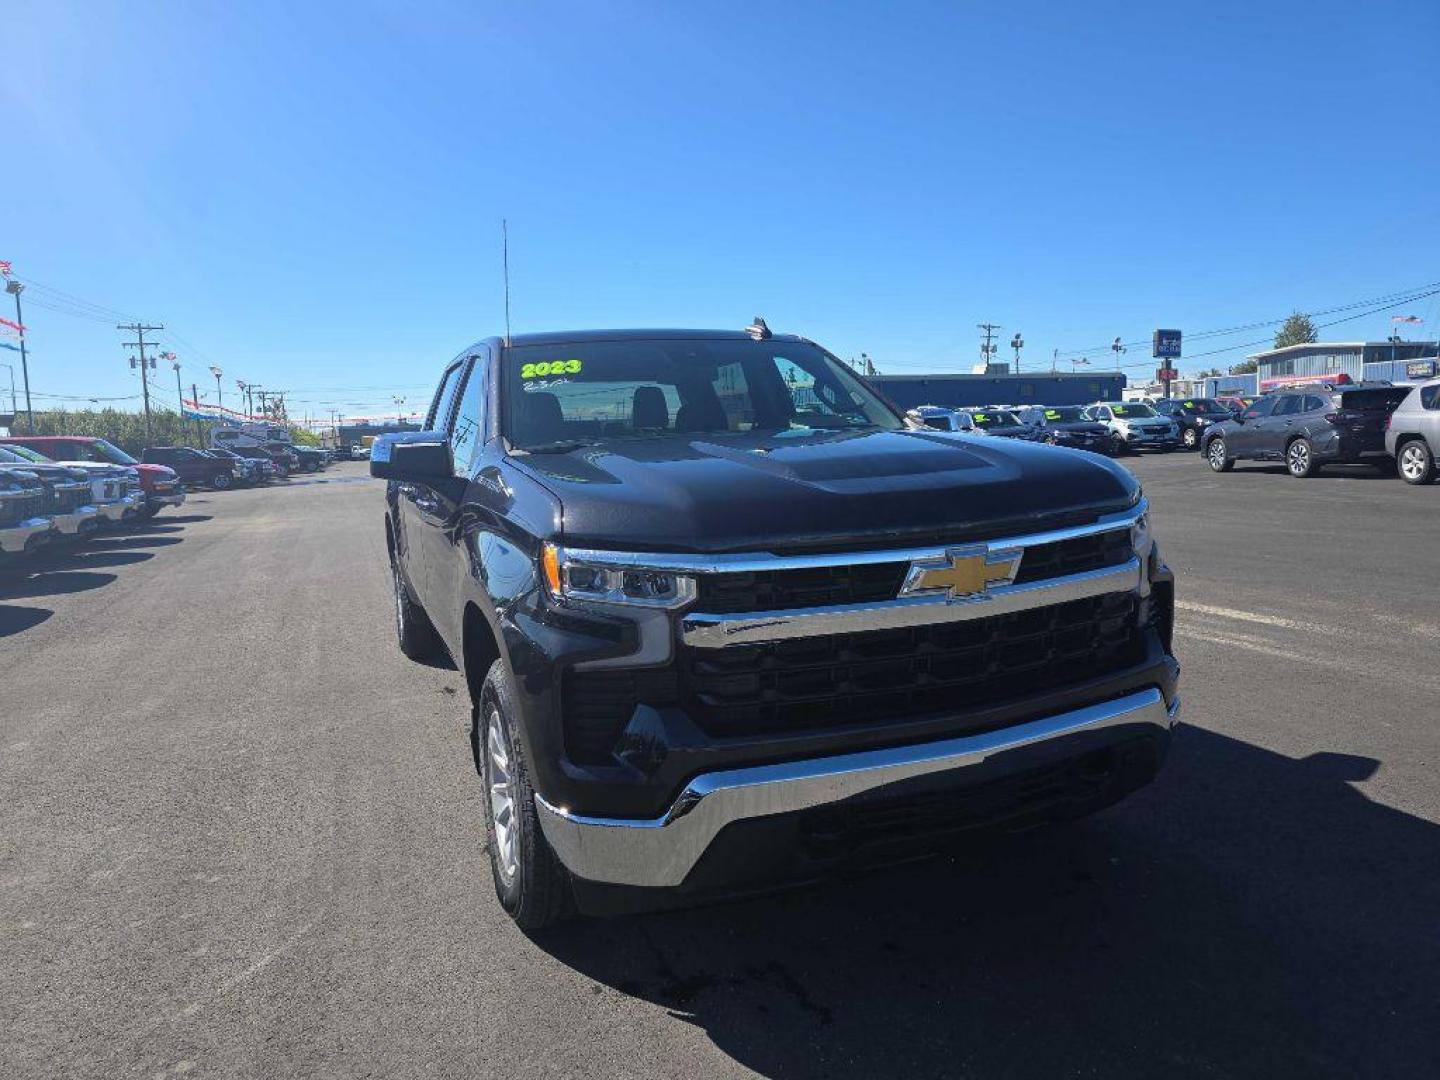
[374,325,1180,927]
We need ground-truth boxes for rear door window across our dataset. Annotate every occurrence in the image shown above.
[1421,385,1439,410]
[1272,396,1303,417]
[1301,395,1327,413]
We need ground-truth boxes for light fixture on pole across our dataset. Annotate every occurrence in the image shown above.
[5,279,34,432]
[1111,337,1126,371]
[1010,333,1024,373]
[209,365,224,412]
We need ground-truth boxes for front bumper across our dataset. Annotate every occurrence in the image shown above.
[51,505,102,536]
[99,493,143,523]
[1123,429,1180,448]
[538,688,1180,888]
[0,517,54,554]
[147,489,187,509]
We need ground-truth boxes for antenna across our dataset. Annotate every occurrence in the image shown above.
[502,218,512,346]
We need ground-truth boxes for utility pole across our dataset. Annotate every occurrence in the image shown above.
[0,361,15,416]
[169,355,186,444]
[1010,333,1025,374]
[977,322,1001,372]
[191,382,204,446]
[1052,348,1059,374]
[119,322,164,445]
[1111,337,1127,372]
[236,380,248,418]
[6,279,34,432]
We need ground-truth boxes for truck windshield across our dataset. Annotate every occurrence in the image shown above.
[502,338,903,451]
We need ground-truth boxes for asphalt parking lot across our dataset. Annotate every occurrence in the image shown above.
[4,454,1438,1079]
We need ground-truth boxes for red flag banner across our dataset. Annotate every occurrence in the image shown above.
[0,316,25,333]
[0,260,12,276]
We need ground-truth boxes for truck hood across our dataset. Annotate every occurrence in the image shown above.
[51,459,173,481]
[514,428,1139,552]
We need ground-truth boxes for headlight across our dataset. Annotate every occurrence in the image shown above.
[542,543,696,609]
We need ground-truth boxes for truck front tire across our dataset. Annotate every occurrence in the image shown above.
[391,558,444,662]
[478,659,573,930]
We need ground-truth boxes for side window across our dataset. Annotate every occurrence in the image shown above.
[1243,398,1276,419]
[1421,385,1439,410]
[449,357,488,476]
[1302,395,1327,413]
[426,363,466,432]
[1272,396,1302,417]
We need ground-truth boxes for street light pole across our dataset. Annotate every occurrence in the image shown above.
[6,280,34,432]
[0,361,15,416]
[210,366,224,414]
[1011,333,1025,374]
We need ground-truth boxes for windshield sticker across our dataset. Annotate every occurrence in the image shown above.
[1044,409,1061,419]
[971,412,990,423]
[521,359,582,380]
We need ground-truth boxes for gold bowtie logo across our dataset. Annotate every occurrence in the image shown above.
[902,547,1023,601]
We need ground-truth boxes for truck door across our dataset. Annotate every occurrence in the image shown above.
[399,359,467,611]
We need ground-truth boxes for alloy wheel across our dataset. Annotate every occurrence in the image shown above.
[1288,442,1310,475]
[1209,441,1226,469]
[486,709,519,886]
[1400,445,1423,480]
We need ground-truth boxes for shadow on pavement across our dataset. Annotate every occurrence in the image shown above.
[0,569,118,601]
[83,535,184,549]
[0,604,53,637]
[29,549,155,570]
[536,727,1440,1079]
[154,514,212,525]
[1235,464,1396,481]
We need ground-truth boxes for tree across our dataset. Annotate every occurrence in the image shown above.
[1230,359,1258,375]
[1194,368,1223,379]
[1274,311,1318,349]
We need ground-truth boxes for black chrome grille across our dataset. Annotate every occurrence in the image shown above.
[693,531,1132,615]
[561,593,1147,760]
[49,484,89,513]
[696,562,908,614]
[1011,529,1131,584]
[683,593,1144,738]
[0,491,45,526]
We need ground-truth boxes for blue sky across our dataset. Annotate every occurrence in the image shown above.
[3,0,1438,420]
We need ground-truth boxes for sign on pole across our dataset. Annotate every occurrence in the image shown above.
[1152,329,1182,359]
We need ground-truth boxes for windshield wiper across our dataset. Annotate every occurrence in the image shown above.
[516,440,601,455]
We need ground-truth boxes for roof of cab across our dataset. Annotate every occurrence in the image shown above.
[499,328,809,347]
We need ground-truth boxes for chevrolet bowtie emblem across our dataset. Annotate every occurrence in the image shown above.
[901,546,1023,602]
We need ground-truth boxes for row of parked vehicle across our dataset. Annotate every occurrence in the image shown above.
[0,432,335,563]
[1198,377,1440,483]
[904,399,1244,455]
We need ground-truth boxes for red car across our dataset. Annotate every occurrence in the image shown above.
[0,436,186,519]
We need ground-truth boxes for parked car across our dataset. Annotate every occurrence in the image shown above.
[0,436,185,518]
[0,443,142,526]
[959,408,1037,439]
[224,445,283,480]
[352,443,371,460]
[264,442,301,478]
[1084,402,1181,452]
[1202,383,1412,477]
[905,405,974,432]
[206,446,270,483]
[1154,398,1237,451]
[373,324,1178,927]
[142,446,240,490]
[1015,406,1115,452]
[1385,378,1440,485]
[0,466,53,559]
[290,445,329,473]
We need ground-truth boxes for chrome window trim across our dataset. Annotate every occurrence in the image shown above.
[560,499,1147,577]
[535,687,1180,888]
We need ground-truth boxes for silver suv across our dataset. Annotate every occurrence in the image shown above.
[1385,378,1440,485]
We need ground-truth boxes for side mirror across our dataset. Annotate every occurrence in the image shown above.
[371,431,451,481]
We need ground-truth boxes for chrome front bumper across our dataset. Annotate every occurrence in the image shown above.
[99,494,143,522]
[0,517,54,554]
[51,505,102,536]
[149,490,186,508]
[535,688,1181,888]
